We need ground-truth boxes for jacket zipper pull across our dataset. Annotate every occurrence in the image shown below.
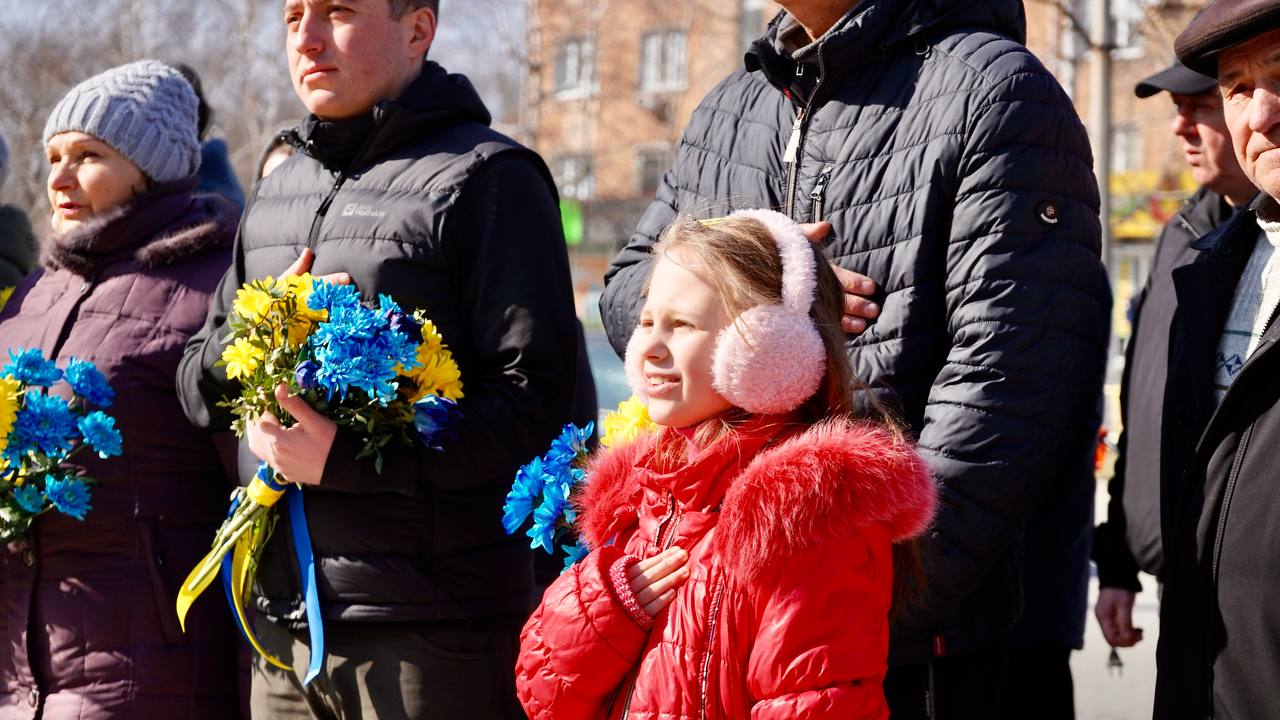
[810,164,833,222]
[783,108,806,165]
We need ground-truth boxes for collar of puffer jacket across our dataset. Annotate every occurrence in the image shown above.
[577,417,936,580]
[44,185,238,276]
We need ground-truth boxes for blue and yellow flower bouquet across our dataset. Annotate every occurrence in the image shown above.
[502,397,658,572]
[0,349,122,542]
[177,274,462,683]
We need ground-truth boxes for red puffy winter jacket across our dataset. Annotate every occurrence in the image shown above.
[516,416,936,719]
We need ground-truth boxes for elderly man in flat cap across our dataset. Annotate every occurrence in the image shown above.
[1091,58,1254,656]
[1155,4,1280,717]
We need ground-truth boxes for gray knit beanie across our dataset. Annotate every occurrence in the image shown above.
[43,60,200,183]
[0,131,9,193]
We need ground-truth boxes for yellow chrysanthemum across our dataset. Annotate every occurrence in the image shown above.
[0,375,21,457]
[233,285,275,325]
[222,337,264,380]
[404,346,464,402]
[600,395,658,448]
[418,319,444,353]
[0,287,14,312]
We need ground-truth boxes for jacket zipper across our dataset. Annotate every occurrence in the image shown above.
[782,51,829,219]
[699,576,726,719]
[307,173,348,250]
[1210,424,1253,584]
[782,107,807,218]
[810,164,833,222]
[620,492,682,717]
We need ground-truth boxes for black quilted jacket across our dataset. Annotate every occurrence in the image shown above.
[601,0,1111,662]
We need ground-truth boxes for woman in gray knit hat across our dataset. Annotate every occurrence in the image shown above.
[0,60,243,718]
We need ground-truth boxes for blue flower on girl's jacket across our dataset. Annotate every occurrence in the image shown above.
[528,479,573,553]
[78,412,122,459]
[561,541,589,572]
[412,395,459,449]
[502,456,548,535]
[3,348,62,387]
[544,422,594,474]
[43,476,91,520]
[12,485,43,514]
[64,358,114,407]
[8,393,77,461]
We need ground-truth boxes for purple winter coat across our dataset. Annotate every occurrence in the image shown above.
[0,186,241,719]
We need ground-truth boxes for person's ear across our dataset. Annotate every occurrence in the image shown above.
[407,6,437,61]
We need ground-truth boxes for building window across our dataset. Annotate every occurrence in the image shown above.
[639,30,687,93]
[1112,125,1141,173]
[740,0,769,52]
[555,37,597,98]
[1112,0,1145,59]
[636,147,674,197]
[554,156,594,200]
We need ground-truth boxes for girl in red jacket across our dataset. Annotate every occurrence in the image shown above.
[516,210,936,719]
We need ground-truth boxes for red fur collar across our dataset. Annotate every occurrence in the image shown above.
[576,418,936,580]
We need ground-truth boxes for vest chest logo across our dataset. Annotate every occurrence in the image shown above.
[340,203,387,219]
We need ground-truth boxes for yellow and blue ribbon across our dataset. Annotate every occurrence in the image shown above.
[177,462,326,685]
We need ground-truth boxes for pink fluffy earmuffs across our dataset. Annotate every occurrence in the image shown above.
[625,209,826,415]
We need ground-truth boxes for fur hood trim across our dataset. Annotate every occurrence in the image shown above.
[135,194,238,268]
[44,190,237,275]
[578,419,936,580]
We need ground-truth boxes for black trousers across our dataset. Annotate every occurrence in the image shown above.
[884,641,1011,719]
[250,614,527,720]
[997,644,1075,720]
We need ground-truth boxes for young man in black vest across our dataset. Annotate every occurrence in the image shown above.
[178,1,579,716]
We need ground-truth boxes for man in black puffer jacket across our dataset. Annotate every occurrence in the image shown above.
[600,1,1111,715]
[177,1,578,716]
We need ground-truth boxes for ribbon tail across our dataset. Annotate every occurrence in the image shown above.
[177,495,243,632]
[287,483,324,686]
[221,530,291,672]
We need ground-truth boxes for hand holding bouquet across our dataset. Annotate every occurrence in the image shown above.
[178,271,463,683]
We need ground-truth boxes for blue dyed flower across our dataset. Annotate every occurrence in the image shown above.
[12,485,43,514]
[412,395,459,449]
[544,422,594,475]
[502,456,548,535]
[308,298,421,402]
[307,279,361,314]
[3,348,61,387]
[78,411,122,458]
[527,479,572,554]
[295,360,320,390]
[7,392,77,463]
[64,358,114,407]
[43,476,91,520]
[561,541,590,572]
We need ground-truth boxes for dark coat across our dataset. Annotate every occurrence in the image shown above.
[1092,188,1233,591]
[0,186,240,719]
[600,1,1111,662]
[0,206,37,290]
[196,138,246,212]
[177,62,580,625]
[1154,197,1280,719]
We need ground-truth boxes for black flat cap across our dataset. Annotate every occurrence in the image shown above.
[1176,0,1280,75]
[1135,60,1218,97]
